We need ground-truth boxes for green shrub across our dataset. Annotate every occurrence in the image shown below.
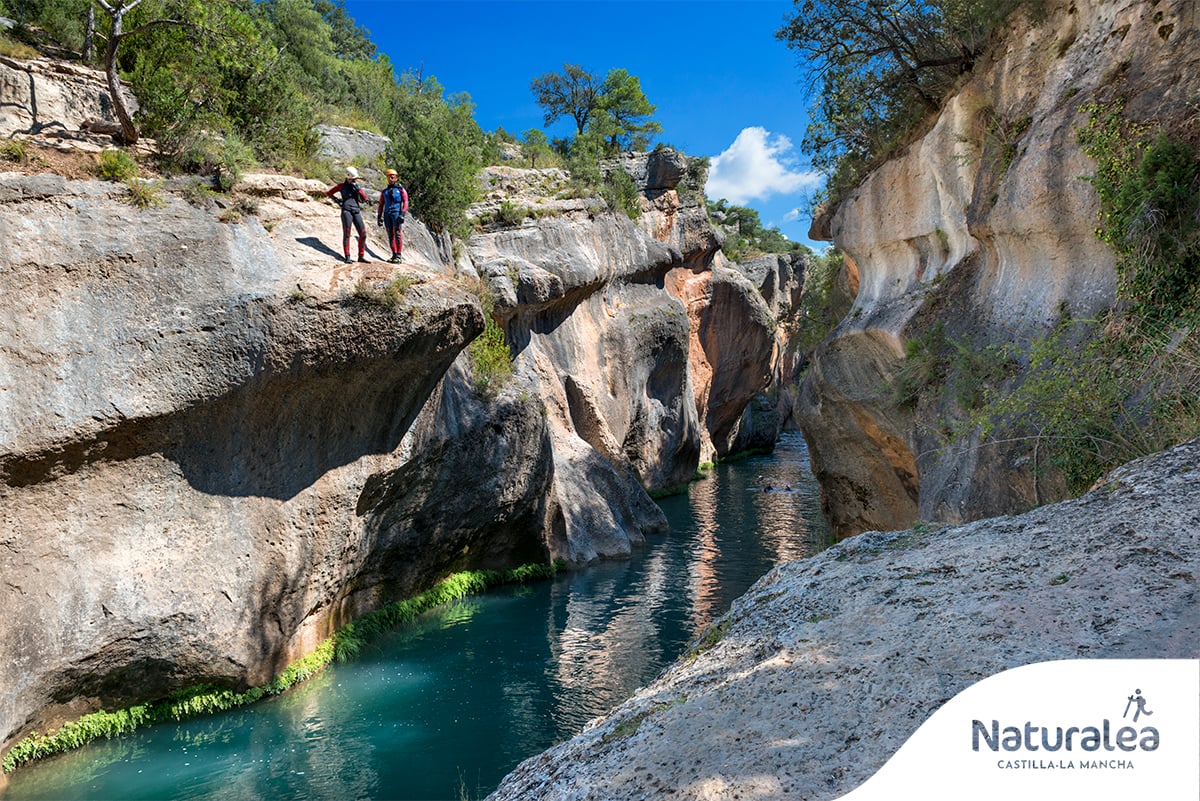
[892,322,946,409]
[1078,102,1200,320]
[0,32,38,59]
[179,178,217,208]
[96,149,138,182]
[122,179,166,209]
[601,167,641,220]
[469,317,514,396]
[351,274,420,307]
[970,312,1200,493]
[0,138,28,163]
[493,200,529,227]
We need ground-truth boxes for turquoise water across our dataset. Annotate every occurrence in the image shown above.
[4,432,830,801]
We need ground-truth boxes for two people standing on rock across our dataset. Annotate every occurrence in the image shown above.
[325,167,409,264]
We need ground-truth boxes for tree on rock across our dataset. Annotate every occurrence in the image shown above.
[593,68,661,152]
[530,63,601,136]
[90,0,194,144]
[530,63,660,154]
[520,128,553,168]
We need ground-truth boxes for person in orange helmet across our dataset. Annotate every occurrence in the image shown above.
[376,169,409,264]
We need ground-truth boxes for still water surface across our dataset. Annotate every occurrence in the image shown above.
[6,432,830,801]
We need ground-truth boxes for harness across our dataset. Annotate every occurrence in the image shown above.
[381,184,405,218]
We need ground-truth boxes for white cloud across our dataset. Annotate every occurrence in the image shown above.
[706,127,821,206]
[782,207,804,223]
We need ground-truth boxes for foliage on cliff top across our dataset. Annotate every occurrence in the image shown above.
[708,199,808,263]
[778,0,1035,213]
[531,63,662,154]
[5,0,488,235]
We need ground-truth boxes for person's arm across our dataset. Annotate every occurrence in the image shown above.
[401,186,409,214]
[326,183,342,199]
[377,191,385,223]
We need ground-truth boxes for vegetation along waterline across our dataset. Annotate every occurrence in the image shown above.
[2,564,558,774]
[2,434,830,800]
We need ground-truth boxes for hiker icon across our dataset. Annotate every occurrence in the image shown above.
[1124,689,1153,722]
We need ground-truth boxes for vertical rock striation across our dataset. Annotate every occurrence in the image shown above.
[798,0,1200,537]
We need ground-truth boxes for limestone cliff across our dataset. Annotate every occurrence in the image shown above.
[0,62,786,760]
[0,170,487,761]
[798,0,1200,537]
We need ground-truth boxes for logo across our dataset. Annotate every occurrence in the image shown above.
[972,686,1161,757]
[1124,688,1153,723]
[832,660,1198,800]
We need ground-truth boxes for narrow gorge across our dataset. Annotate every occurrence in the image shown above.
[0,55,810,776]
[2,0,1199,797]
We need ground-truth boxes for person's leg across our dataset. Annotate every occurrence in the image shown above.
[352,211,367,261]
[386,218,402,261]
[340,208,353,261]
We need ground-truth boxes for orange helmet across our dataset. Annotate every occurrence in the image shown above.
[385,169,398,179]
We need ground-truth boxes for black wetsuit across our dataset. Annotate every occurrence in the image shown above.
[326,180,368,259]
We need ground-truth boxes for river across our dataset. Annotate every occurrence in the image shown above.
[4,431,831,801]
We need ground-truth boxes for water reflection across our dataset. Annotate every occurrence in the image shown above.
[4,432,829,801]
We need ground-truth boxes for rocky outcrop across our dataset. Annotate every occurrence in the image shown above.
[489,437,1200,801]
[0,56,135,150]
[0,114,782,770]
[0,169,495,757]
[797,0,1200,537]
[314,123,389,164]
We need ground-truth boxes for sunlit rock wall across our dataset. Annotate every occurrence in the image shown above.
[799,0,1200,537]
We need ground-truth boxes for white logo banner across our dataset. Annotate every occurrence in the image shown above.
[839,659,1199,800]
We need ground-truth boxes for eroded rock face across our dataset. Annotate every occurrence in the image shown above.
[0,56,134,139]
[798,0,1200,537]
[314,123,390,164]
[467,211,690,560]
[0,171,488,755]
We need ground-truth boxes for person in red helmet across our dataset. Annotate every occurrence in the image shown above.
[326,166,369,263]
[376,169,409,264]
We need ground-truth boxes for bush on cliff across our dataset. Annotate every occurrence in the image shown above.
[778,0,1036,211]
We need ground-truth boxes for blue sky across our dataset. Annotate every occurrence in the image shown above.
[341,0,827,250]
